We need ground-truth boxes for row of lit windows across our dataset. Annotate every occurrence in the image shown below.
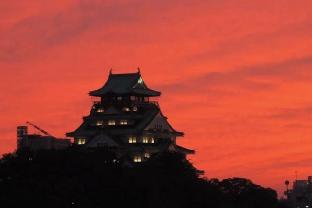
[116,96,146,101]
[117,96,139,101]
[133,153,150,163]
[122,106,138,112]
[96,120,128,126]
[115,96,136,101]
[96,106,138,113]
[128,136,155,144]
[116,95,146,102]
[97,108,104,113]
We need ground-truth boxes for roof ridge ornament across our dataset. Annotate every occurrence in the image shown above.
[137,67,141,74]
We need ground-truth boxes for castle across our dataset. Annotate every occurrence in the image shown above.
[18,70,194,163]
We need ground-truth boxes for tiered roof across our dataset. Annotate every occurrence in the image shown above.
[89,71,161,97]
[66,70,194,156]
[66,106,183,138]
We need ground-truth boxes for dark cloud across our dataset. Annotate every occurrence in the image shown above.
[0,0,209,63]
[159,56,312,97]
[0,1,141,62]
[181,20,312,67]
[265,106,312,120]
[265,156,312,170]
[283,123,312,129]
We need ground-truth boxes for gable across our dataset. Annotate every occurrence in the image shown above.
[132,76,147,89]
[144,112,174,132]
[86,134,119,148]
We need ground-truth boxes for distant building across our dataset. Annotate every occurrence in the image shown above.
[66,70,194,163]
[285,176,312,208]
[17,126,71,151]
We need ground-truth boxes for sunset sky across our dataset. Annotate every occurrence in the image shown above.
[1,0,312,195]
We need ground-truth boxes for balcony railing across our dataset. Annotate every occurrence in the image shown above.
[135,100,159,107]
[93,100,159,107]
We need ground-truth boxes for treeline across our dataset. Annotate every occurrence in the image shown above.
[0,148,289,208]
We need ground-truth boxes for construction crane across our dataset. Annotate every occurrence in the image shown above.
[26,121,55,138]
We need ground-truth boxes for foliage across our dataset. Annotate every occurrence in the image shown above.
[0,149,287,208]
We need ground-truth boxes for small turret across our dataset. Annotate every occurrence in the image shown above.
[17,126,28,149]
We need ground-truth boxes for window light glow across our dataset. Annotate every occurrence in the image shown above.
[108,120,116,125]
[122,107,130,112]
[128,136,137,143]
[120,120,128,125]
[97,108,104,113]
[151,137,155,143]
[77,138,86,145]
[143,136,149,143]
[96,121,103,126]
[133,106,138,111]
[144,153,150,158]
[134,156,142,163]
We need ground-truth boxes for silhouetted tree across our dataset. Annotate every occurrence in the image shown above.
[0,149,287,208]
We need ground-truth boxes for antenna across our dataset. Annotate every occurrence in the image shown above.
[285,180,289,191]
[295,170,298,181]
[284,180,290,198]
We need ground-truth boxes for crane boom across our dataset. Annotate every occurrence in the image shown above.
[26,121,54,137]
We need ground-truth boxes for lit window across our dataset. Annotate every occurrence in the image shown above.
[143,136,149,143]
[117,96,122,101]
[97,108,104,113]
[128,136,137,143]
[120,120,128,125]
[77,138,86,145]
[132,106,138,112]
[133,156,142,163]
[96,120,103,126]
[108,120,116,125]
[130,96,136,101]
[122,107,130,112]
[144,153,150,158]
[151,137,155,143]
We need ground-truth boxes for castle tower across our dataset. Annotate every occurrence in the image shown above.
[66,70,194,163]
[17,126,28,149]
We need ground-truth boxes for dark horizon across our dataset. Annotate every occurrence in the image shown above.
[1,0,312,197]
